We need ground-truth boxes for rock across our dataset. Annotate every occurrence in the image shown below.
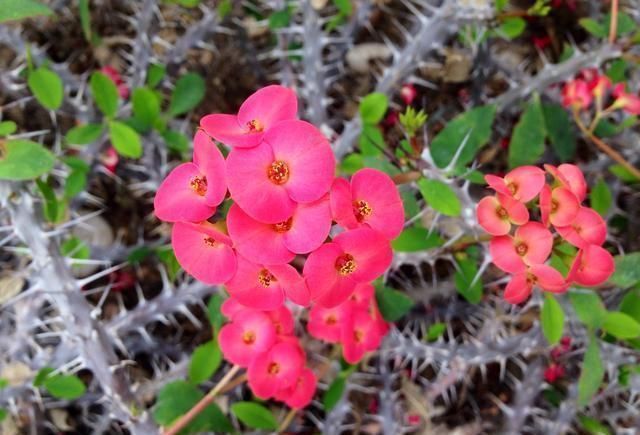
[346,43,392,74]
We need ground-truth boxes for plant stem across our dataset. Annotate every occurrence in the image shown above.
[608,0,619,44]
[277,408,298,433]
[163,365,242,435]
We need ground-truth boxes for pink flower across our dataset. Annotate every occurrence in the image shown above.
[102,146,119,174]
[171,222,237,284]
[341,308,384,364]
[267,306,295,336]
[612,83,640,115]
[225,255,310,310]
[225,120,335,223]
[555,206,606,248]
[248,341,304,399]
[568,244,614,286]
[154,131,227,222]
[588,74,611,99]
[220,297,247,319]
[544,363,565,383]
[503,264,567,304]
[476,194,529,236]
[540,185,580,227]
[101,66,129,99]
[561,79,592,110]
[348,282,375,309]
[226,198,332,265]
[275,367,317,409]
[544,164,587,202]
[307,303,349,343]
[490,222,553,273]
[218,310,277,367]
[304,228,392,307]
[200,85,297,148]
[330,169,404,240]
[400,83,417,105]
[485,166,545,203]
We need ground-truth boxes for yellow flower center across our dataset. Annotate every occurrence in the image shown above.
[267,161,290,185]
[190,176,207,196]
[353,199,372,222]
[203,236,216,247]
[246,119,264,133]
[258,269,277,287]
[272,217,293,233]
[243,331,256,345]
[335,254,357,276]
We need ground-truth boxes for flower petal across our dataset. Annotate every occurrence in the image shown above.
[490,235,526,274]
[333,228,393,282]
[558,164,587,202]
[248,341,304,399]
[192,130,227,206]
[200,113,263,148]
[503,273,532,304]
[330,177,358,228]
[225,256,285,310]
[307,304,349,342]
[218,311,276,367]
[499,193,529,225]
[568,244,614,286]
[303,242,343,301]
[549,187,580,227]
[271,263,311,307]
[485,174,511,196]
[505,166,545,202]
[530,264,567,293]
[516,221,553,265]
[237,85,298,130]
[283,368,317,409]
[282,196,333,254]
[477,196,511,236]
[313,275,359,308]
[556,206,606,248]
[154,163,215,222]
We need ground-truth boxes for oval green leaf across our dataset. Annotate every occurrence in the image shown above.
[230,401,278,430]
[541,294,564,345]
[28,67,64,110]
[43,374,86,400]
[188,341,222,384]
[108,121,142,158]
[0,139,55,180]
[602,311,640,339]
[90,72,119,118]
[359,92,388,125]
[169,73,205,116]
[375,285,414,322]
[65,123,103,145]
[417,178,461,217]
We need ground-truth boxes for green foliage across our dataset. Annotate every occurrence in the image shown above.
[147,64,166,88]
[79,0,92,42]
[602,312,640,339]
[578,336,604,406]
[606,59,627,83]
[108,121,142,158]
[580,12,635,38]
[90,72,119,118]
[541,294,564,345]
[375,285,414,322]
[162,130,190,154]
[359,92,388,124]
[399,107,427,138]
[132,87,161,132]
[323,376,346,411]
[207,293,226,331]
[65,123,103,145]
[509,96,545,168]
[569,290,606,330]
[0,139,55,180]
[0,0,52,23]
[0,121,17,136]
[391,226,443,252]
[188,341,222,384]
[28,67,64,110]
[169,73,205,116]
[61,237,90,261]
[578,415,611,435]
[43,374,86,400]
[496,17,526,40]
[231,401,278,430]
[453,254,482,304]
[430,105,496,169]
[268,7,291,29]
[359,124,384,157]
[417,178,461,217]
[609,253,640,288]
[542,103,576,161]
[36,178,60,222]
[619,288,640,322]
[426,322,446,341]
[609,164,640,183]
[156,246,181,281]
[589,178,612,216]
[217,0,232,18]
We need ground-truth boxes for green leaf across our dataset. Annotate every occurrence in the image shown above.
[541,294,564,345]
[36,179,58,222]
[569,290,607,329]
[375,285,414,322]
[154,381,232,433]
[90,72,119,118]
[156,246,181,281]
[65,123,103,145]
[0,139,55,180]
[108,121,142,158]
[453,256,482,304]
[609,253,640,288]
[169,73,205,116]
[417,178,461,217]
[63,169,87,198]
[589,178,612,216]
[359,124,384,156]
[497,17,526,39]
[426,322,446,341]
[0,0,52,23]
[578,337,604,406]
[162,130,190,154]
[207,293,226,331]
[28,67,64,110]
[594,119,618,138]
[188,341,222,384]
[619,289,640,322]
[323,376,346,411]
[61,237,90,260]
[579,18,606,37]
[0,408,6,422]
[609,164,640,183]
[392,226,443,252]
[602,312,640,339]
[508,96,546,168]
[542,103,576,161]
[606,59,627,83]
[333,0,352,15]
[33,367,55,387]
[147,63,166,88]
[62,156,90,172]
[217,0,232,18]
[79,0,91,42]
[339,153,364,175]
[43,374,86,400]
[430,105,496,169]
[268,8,291,29]
[603,12,635,36]
[132,87,161,132]
[578,415,612,435]
[231,401,278,430]
[0,121,17,136]
[359,92,388,124]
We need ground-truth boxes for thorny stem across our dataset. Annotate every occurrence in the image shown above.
[608,0,619,45]
[163,365,242,435]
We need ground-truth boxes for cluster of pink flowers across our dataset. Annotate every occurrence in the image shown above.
[562,68,640,115]
[544,336,572,383]
[153,86,403,406]
[478,164,614,304]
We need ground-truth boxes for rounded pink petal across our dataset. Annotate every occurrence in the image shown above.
[270,263,311,307]
[558,164,587,202]
[490,236,526,274]
[330,177,358,228]
[171,222,237,284]
[485,174,511,196]
[307,304,349,342]
[549,187,580,227]
[350,168,404,239]
[516,222,553,265]
[556,206,606,248]
[226,204,294,264]
[530,264,567,293]
[348,282,375,309]
[282,196,333,254]
[283,367,317,409]
[237,85,298,130]
[539,184,552,226]
[221,297,248,319]
[568,244,615,286]
[499,193,529,225]
[505,166,545,202]
[192,130,227,206]
[248,341,304,399]
[313,275,359,308]
[154,163,215,222]
[544,164,569,186]
[225,256,285,310]
[266,306,295,336]
[218,311,276,367]
[333,228,393,282]
[226,142,296,223]
[302,242,342,301]
[264,120,335,203]
[341,309,381,364]
[200,113,263,148]
[477,196,511,236]
[503,273,532,304]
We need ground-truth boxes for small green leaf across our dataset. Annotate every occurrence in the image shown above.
[63,169,87,198]
[359,124,384,156]
[375,285,414,322]
[65,123,103,145]
[594,119,618,138]
[207,293,226,331]
[0,139,55,180]
[426,322,446,341]
[108,121,142,158]
[619,289,640,322]
[162,130,190,154]
[454,256,482,304]
[589,178,612,216]
[541,294,564,345]
[169,73,205,116]
[606,59,627,83]
[28,67,64,110]
[132,87,161,132]
[33,367,55,387]
[609,164,640,183]
[0,408,6,422]
[231,401,278,430]
[497,17,526,39]
[79,0,91,42]
[147,63,166,87]
[569,290,607,329]
[323,376,346,411]
[359,92,388,124]
[333,0,352,15]
[417,178,461,217]
[508,96,546,168]
[156,246,181,281]
[603,12,635,36]
[339,153,364,175]
[609,253,640,288]
[43,374,86,400]
[90,72,119,118]
[542,103,576,161]
[578,337,604,406]
[217,0,232,18]
[430,105,496,169]
[392,226,443,252]
[61,237,90,261]
[602,312,640,339]
[62,156,90,172]
[188,341,222,384]
[268,8,291,29]
[0,0,52,23]
[36,179,58,222]
[578,415,611,435]
[0,121,17,136]
[579,18,606,37]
